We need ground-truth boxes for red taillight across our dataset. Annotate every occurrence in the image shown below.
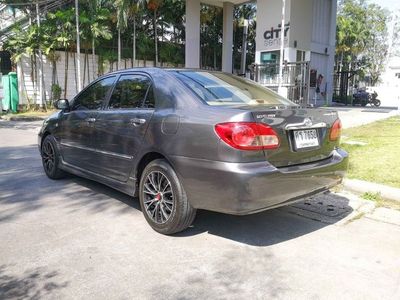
[215,122,280,150]
[329,119,342,141]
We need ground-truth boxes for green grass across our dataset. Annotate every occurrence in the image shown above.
[341,116,400,188]
[0,109,57,119]
[361,191,382,202]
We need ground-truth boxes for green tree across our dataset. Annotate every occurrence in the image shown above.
[336,0,389,85]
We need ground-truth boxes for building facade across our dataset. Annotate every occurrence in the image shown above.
[1,0,338,106]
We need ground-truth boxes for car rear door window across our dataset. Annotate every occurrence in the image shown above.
[108,75,154,109]
[71,76,116,111]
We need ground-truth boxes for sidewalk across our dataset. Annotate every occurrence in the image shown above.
[323,106,399,128]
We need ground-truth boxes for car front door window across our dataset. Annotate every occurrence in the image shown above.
[72,76,116,111]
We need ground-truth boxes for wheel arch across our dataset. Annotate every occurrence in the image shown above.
[40,131,52,152]
[134,151,175,196]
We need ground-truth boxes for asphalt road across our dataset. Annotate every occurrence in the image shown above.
[0,120,400,300]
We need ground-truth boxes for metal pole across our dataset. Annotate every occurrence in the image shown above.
[75,0,82,91]
[240,19,248,75]
[36,2,44,107]
[278,0,286,94]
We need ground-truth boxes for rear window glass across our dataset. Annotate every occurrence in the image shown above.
[172,71,295,106]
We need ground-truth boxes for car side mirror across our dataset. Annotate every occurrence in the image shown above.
[55,99,70,110]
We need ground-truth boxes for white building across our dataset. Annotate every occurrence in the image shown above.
[1,0,338,107]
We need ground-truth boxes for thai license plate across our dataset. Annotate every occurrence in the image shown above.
[293,129,319,149]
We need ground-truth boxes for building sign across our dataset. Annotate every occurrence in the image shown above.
[263,22,290,49]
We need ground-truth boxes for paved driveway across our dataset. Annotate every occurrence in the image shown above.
[1,120,400,300]
[325,106,399,128]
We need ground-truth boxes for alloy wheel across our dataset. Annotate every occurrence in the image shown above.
[42,140,55,174]
[142,171,174,224]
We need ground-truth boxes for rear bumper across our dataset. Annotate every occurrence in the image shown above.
[169,148,348,215]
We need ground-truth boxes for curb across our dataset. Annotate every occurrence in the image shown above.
[342,178,400,203]
[0,115,48,121]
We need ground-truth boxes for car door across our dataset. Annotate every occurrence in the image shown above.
[58,76,116,172]
[92,73,155,182]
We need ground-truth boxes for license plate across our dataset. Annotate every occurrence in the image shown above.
[293,129,319,149]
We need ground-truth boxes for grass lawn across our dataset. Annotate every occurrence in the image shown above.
[0,109,57,119]
[341,116,400,188]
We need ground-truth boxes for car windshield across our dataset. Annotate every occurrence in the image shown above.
[172,71,296,106]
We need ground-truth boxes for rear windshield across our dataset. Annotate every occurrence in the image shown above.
[171,71,295,106]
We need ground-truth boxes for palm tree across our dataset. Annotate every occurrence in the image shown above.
[147,0,163,66]
[48,8,76,98]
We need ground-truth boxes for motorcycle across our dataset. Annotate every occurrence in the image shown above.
[352,89,381,107]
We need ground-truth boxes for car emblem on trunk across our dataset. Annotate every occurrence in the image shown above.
[304,118,312,127]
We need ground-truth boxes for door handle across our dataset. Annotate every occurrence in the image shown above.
[86,117,96,123]
[130,118,146,126]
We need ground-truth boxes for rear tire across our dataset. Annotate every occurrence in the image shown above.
[139,159,196,235]
[41,135,66,179]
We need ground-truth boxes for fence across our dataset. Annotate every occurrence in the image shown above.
[249,61,310,105]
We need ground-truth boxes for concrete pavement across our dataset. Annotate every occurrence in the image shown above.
[1,120,400,299]
[324,106,399,128]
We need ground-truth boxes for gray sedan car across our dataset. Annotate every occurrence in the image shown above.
[39,68,348,234]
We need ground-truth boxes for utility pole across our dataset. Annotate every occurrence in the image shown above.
[278,0,286,96]
[36,1,45,108]
[75,0,82,91]
[240,19,249,76]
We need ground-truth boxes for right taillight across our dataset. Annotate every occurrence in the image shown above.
[215,122,280,150]
[329,119,342,141]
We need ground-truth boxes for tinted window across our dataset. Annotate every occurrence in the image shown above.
[173,71,295,106]
[108,75,153,109]
[72,76,116,110]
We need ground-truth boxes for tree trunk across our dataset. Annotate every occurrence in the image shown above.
[132,15,136,68]
[87,50,90,84]
[92,38,96,80]
[20,61,31,110]
[73,52,78,93]
[83,48,87,86]
[118,27,121,70]
[64,50,68,99]
[153,9,158,66]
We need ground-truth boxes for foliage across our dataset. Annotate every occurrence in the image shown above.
[1,0,258,74]
[336,0,389,85]
[51,84,62,101]
[233,4,256,72]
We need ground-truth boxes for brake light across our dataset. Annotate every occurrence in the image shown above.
[215,122,280,150]
[329,119,342,141]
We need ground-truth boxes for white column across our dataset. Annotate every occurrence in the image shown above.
[222,2,234,73]
[326,0,337,104]
[185,0,200,68]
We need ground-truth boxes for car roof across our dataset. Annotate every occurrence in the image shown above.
[102,67,222,77]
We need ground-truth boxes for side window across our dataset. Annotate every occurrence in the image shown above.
[71,76,116,111]
[108,74,153,109]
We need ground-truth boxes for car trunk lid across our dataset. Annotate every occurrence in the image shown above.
[250,107,340,167]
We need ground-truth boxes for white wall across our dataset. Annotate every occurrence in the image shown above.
[254,0,337,105]
[16,51,161,105]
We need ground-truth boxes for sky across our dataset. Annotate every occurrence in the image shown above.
[368,0,400,10]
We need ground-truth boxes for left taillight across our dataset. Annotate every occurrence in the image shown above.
[215,122,280,150]
[329,119,342,141]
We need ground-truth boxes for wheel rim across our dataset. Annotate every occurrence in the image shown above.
[42,140,55,174]
[142,171,174,224]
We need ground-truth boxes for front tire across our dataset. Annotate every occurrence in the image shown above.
[139,159,196,234]
[41,135,66,179]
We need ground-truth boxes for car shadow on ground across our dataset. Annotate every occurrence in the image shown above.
[0,144,353,247]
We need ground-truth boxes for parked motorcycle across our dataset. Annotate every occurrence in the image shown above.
[352,89,381,107]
